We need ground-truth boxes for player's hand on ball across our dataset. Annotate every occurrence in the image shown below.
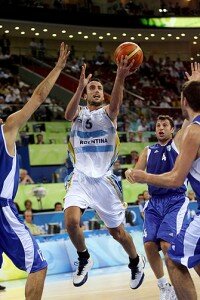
[116,55,135,79]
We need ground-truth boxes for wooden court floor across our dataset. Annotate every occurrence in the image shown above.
[0,265,199,300]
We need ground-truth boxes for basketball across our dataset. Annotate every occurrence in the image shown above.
[114,42,143,71]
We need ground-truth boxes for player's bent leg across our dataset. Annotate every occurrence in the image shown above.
[65,206,93,287]
[166,254,197,300]
[25,267,47,300]
[108,224,137,258]
[108,224,145,289]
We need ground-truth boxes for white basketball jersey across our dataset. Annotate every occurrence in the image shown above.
[68,107,119,178]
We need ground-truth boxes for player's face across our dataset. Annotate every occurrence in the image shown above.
[86,81,104,106]
[155,119,174,142]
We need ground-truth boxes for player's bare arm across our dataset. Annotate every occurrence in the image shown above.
[65,63,92,121]
[106,55,133,121]
[4,42,69,152]
[125,147,148,184]
[173,119,190,151]
[174,62,200,149]
[130,124,200,187]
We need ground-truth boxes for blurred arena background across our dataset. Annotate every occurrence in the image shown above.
[0,1,199,299]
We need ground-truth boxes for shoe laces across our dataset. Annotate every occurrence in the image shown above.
[74,258,89,276]
[130,265,139,280]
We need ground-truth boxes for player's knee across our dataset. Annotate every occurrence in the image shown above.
[144,241,158,253]
[160,241,170,254]
[109,228,126,242]
[66,218,80,232]
[144,241,156,252]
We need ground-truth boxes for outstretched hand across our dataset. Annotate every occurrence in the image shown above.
[116,55,135,79]
[78,63,92,90]
[56,42,70,70]
[185,62,200,81]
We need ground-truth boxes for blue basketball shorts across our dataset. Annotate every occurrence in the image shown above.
[143,193,189,245]
[0,199,47,273]
[168,213,200,268]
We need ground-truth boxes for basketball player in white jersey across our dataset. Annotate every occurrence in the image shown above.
[64,57,145,289]
[127,62,200,299]
[0,43,69,300]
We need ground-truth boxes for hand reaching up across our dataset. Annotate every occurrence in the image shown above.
[185,62,200,81]
[56,42,70,70]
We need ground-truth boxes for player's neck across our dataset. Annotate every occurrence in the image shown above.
[87,104,103,111]
[158,138,172,146]
[189,111,200,122]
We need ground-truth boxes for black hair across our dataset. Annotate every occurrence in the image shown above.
[182,80,200,112]
[156,115,174,128]
[54,202,62,208]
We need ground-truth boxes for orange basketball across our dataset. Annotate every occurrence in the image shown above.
[114,42,143,71]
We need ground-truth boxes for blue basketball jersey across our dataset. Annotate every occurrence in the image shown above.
[187,115,200,206]
[0,125,19,200]
[147,139,187,196]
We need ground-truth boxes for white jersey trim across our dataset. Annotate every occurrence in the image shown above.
[0,153,16,199]
[171,139,179,154]
[189,159,200,181]
[181,214,200,267]
[1,125,15,158]
[176,197,189,234]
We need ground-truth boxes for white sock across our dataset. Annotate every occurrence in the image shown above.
[157,276,168,287]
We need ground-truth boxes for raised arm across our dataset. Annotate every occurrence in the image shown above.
[125,147,148,183]
[173,62,200,149]
[4,43,69,139]
[185,62,200,81]
[65,64,92,121]
[106,56,133,121]
[129,125,200,188]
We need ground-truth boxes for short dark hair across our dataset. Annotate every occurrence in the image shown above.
[156,115,174,128]
[54,202,62,208]
[182,80,200,112]
[89,78,102,84]
[24,199,32,206]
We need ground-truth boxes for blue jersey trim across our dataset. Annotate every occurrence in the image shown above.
[71,127,115,139]
[75,145,114,153]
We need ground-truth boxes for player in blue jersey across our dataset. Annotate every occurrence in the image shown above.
[64,57,145,289]
[127,62,200,300]
[0,43,69,300]
[126,115,189,300]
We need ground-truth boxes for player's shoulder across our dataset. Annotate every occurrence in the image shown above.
[187,122,200,134]
[184,123,200,142]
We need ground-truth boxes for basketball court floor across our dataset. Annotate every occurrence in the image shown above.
[0,264,199,300]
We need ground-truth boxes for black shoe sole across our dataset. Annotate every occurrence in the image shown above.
[73,273,88,287]
[130,273,145,290]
